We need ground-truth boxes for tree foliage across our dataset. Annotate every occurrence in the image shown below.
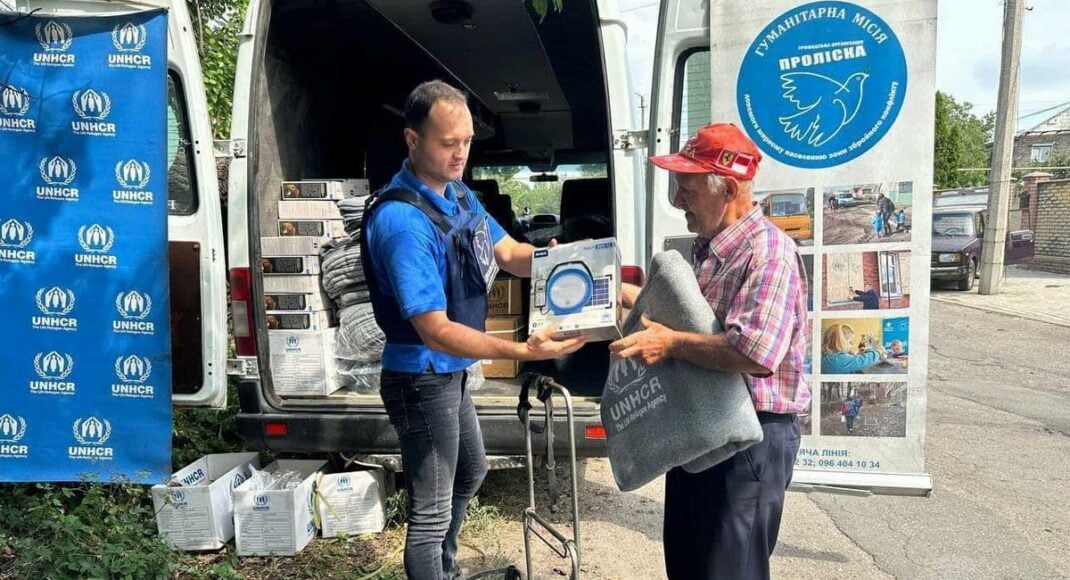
[186,0,249,139]
[934,91,993,189]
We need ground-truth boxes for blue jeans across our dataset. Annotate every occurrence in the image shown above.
[380,369,488,580]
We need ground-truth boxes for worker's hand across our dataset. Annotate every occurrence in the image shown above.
[524,324,588,360]
[620,283,642,309]
[548,238,558,248]
[609,315,676,366]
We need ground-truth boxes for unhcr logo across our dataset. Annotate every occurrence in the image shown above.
[0,414,29,459]
[30,351,76,396]
[109,22,152,69]
[75,224,118,269]
[113,159,154,205]
[113,290,155,335]
[285,335,301,352]
[169,489,187,505]
[34,20,75,67]
[71,89,116,136]
[38,156,79,202]
[0,218,36,265]
[70,416,115,460]
[253,494,270,511]
[112,354,154,399]
[33,286,78,332]
[0,85,35,133]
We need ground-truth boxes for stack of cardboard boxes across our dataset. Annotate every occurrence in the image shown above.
[265,179,369,397]
[483,275,526,379]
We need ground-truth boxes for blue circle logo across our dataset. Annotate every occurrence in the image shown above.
[736,2,907,168]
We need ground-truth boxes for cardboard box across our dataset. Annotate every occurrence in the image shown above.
[316,470,387,537]
[151,452,260,551]
[323,178,371,198]
[482,316,524,378]
[529,238,622,342]
[261,255,321,275]
[488,276,524,316]
[233,459,327,556]
[264,275,324,295]
[277,200,344,221]
[268,328,341,396]
[261,236,325,256]
[278,219,347,239]
[281,180,346,201]
[266,310,335,331]
[264,291,331,312]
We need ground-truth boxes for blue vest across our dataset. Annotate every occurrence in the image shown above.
[360,187,499,348]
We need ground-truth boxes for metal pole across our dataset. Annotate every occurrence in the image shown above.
[979,0,1026,295]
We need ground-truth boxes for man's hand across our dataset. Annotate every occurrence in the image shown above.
[523,325,588,360]
[620,283,641,309]
[609,315,677,366]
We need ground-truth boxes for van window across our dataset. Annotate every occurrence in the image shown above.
[677,49,711,148]
[167,71,198,216]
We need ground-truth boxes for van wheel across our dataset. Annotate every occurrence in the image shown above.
[958,259,976,291]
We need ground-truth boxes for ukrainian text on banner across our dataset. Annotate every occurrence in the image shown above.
[709,1,936,490]
[0,10,172,483]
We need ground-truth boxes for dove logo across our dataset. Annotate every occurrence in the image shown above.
[113,160,155,205]
[0,219,36,264]
[71,90,117,136]
[114,290,155,335]
[70,417,115,459]
[736,1,907,168]
[33,286,78,331]
[34,21,75,66]
[109,23,152,69]
[37,156,80,201]
[75,224,118,269]
[0,85,35,133]
[0,414,29,458]
[112,355,155,398]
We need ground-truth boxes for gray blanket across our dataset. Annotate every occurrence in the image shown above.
[602,250,763,492]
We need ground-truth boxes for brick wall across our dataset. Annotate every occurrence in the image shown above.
[1032,179,1070,273]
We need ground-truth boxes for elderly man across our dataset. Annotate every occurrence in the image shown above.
[610,123,811,580]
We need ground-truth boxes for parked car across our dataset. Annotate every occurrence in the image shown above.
[930,204,1035,291]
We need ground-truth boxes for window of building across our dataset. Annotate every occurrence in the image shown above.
[1030,143,1053,163]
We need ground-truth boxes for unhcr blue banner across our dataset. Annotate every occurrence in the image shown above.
[0,11,171,483]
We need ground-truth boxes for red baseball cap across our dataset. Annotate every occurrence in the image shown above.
[649,123,762,180]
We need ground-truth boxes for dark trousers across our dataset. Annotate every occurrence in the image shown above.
[663,413,801,580]
[380,369,488,580]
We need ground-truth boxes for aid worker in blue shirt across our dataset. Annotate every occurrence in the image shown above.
[360,80,588,580]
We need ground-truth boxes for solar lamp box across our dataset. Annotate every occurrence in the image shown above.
[488,276,525,316]
[264,274,325,295]
[150,452,261,551]
[264,291,331,312]
[261,255,321,275]
[278,219,347,239]
[482,316,525,378]
[277,200,344,221]
[233,459,327,557]
[323,178,371,198]
[269,328,342,396]
[529,237,622,342]
[316,470,388,538]
[261,236,325,256]
[281,180,346,201]
[266,310,335,331]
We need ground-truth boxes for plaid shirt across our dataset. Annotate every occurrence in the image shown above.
[692,206,811,414]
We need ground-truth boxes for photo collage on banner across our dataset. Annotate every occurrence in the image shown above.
[0,11,172,483]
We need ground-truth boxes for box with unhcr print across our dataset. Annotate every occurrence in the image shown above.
[528,238,622,342]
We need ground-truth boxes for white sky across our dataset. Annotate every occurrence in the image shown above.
[616,0,1070,124]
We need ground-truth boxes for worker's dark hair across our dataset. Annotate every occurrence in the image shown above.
[405,80,468,131]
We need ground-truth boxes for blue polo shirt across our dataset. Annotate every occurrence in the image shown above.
[364,161,507,373]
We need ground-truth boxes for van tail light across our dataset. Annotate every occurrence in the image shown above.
[621,265,645,287]
[229,267,258,357]
[585,425,607,440]
[265,422,288,436]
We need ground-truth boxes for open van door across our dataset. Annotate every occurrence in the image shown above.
[16,0,229,408]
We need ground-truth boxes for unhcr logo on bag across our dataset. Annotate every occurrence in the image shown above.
[75,223,118,269]
[33,286,78,332]
[0,414,29,459]
[31,351,76,396]
[112,354,155,399]
[71,89,116,137]
[113,290,155,335]
[38,156,79,201]
[605,356,665,428]
[109,22,152,69]
[0,85,35,133]
[34,20,75,67]
[69,416,115,460]
[113,159,154,205]
[0,218,36,264]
